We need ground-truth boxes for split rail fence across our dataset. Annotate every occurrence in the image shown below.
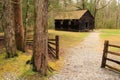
[0,35,59,59]
[101,40,120,71]
[27,35,59,59]
[48,36,59,59]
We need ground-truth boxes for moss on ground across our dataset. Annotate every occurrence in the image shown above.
[0,51,32,79]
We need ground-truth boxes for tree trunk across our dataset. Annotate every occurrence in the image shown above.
[2,0,17,58]
[116,13,119,29]
[82,0,85,9]
[13,0,25,52]
[93,0,111,28]
[33,0,48,75]
[24,0,29,52]
[94,7,97,28]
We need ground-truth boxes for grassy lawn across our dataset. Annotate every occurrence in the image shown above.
[100,29,120,70]
[100,29,120,52]
[48,30,89,48]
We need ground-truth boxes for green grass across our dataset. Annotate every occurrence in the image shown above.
[100,29,120,38]
[49,30,89,48]
[100,29,120,52]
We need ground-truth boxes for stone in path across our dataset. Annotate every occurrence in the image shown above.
[49,32,120,80]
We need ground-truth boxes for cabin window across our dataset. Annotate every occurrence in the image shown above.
[60,21,63,25]
[68,21,71,25]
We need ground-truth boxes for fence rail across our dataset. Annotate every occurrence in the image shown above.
[101,40,120,71]
[0,36,4,41]
[26,35,59,59]
[0,35,59,59]
[48,36,59,59]
[109,44,120,48]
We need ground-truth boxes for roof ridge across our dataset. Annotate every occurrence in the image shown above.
[55,10,88,20]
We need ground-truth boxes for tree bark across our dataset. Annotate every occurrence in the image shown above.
[33,0,48,75]
[2,0,17,58]
[13,0,25,52]
[93,1,97,27]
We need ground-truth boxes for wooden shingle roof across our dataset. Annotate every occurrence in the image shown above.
[55,10,87,20]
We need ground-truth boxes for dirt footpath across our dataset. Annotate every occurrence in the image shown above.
[49,32,120,80]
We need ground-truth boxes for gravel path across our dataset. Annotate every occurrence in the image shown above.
[49,32,120,80]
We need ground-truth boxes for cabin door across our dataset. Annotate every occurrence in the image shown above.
[85,22,89,29]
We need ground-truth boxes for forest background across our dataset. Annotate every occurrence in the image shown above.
[0,0,120,31]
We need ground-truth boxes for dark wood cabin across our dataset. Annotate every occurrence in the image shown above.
[55,10,94,32]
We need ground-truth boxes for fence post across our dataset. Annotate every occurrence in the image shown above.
[101,40,109,68]
[56,35,59,59]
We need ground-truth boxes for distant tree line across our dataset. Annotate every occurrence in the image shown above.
[49,0,120,29]
[0,0,120,30]
[50,0,120,29]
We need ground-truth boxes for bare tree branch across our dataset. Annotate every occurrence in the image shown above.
[96,0,101,5]
[97,0,112,10]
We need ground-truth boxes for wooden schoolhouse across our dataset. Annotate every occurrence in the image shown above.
[55,10,95,32]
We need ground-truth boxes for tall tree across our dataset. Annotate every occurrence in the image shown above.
[13,0,25,52]
[2,0,17,58]
[76,0,86,10]
[33,0,48,75]
[93,0,111,26]
[82,0,85,9]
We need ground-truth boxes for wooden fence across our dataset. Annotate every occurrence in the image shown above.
[101,40,120,71]
[0,35,59,59]
[0,36,4,41]
[27,35,59,59]
[48,36,59,59]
